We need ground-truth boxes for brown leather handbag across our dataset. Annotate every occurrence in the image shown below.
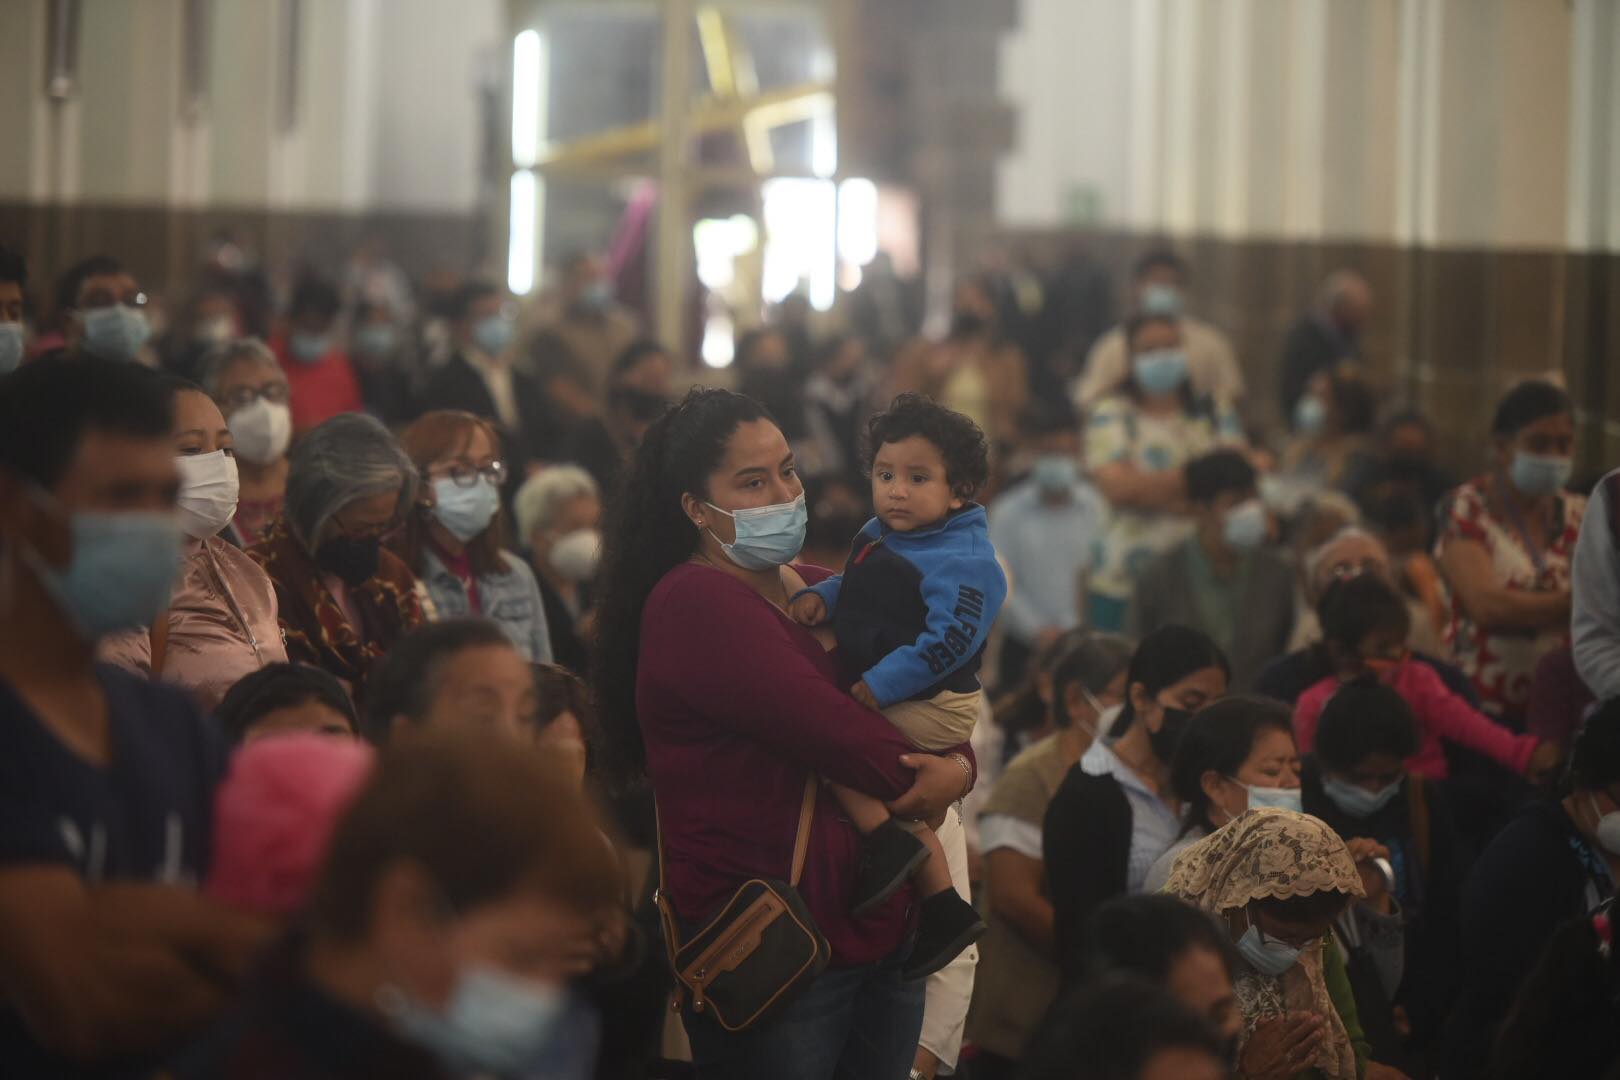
[655,777,830,1032]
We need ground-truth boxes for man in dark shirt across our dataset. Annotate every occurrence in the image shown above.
[1278,270,1372,424]
[0,356,269,1074]
[422,281,560,475]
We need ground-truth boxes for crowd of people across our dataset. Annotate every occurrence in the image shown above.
[1,232,1618,1080]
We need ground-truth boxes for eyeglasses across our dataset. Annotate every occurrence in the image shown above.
[221,382,292,409]
[330,509,403,543]
[430,460,508,489]
[1328,558,1383,581]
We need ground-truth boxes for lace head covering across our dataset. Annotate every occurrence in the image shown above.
[1165,808,1365,1080]
[1164,806,1365,911]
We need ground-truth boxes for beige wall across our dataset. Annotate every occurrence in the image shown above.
[1,0,499,214]
[998,0,1612,253]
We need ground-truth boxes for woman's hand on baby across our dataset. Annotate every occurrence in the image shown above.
[788,593,827,625]
[850,680,880,710]
[888,753,965,827]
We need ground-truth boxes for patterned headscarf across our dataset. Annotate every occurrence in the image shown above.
[1165,809,1365,1080]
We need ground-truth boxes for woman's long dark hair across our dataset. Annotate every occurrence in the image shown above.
[591,388,772,786]
[1108,624,1229,738]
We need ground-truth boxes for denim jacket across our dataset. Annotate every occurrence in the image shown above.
[420,548,554,663]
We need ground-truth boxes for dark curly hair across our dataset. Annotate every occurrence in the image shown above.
[862,393,989,501]
[590,387,773,785]
[1315,679,1418,771]
[1317,572,1411,656]
[214,662,358,746]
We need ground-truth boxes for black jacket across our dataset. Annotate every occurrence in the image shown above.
[1302,759,1462,1053]
[1278,315,1354,420]
[419,352,562,470]
[1042,766,1134,984]
[1439,798,1615,1079]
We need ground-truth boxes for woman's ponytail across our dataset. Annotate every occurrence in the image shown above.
[591,388,772,785]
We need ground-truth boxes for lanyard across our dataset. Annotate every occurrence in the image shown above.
[1493,476,1553,578]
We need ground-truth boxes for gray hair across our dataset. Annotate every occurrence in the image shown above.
[1304,525,1389,595]
[513,465,599,542]
[285,412,418,552]
[199,337,281,399]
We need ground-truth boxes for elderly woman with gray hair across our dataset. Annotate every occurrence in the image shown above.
[248,412,423,702]
[513,464,602,674]
[1255,526,1481,709]
[202,337,293,546]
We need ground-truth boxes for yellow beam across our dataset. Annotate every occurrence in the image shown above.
[696,7,737,99]
[532,80,832,172]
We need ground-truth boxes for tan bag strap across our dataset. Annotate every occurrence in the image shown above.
[788,774,817,887]
[656,774,818,936]
[148,611,171,677]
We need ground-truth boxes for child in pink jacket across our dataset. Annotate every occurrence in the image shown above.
[1294,574,1560,782]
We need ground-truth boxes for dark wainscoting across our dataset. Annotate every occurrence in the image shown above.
[0,200,485,318]
[991,227,1620,481]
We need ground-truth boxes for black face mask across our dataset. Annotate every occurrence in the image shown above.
[949,312,988,339]
[1147,705,1194,763]
[316,535,382,587]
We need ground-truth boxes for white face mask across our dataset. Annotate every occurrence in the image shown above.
[228,398,293,465]
[1590,795,1620,857]
[175,451,241,539]
[1074,686,1117,740]
[549,528,602,583]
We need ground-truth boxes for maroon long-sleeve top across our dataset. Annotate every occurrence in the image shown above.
[639,562,968,966]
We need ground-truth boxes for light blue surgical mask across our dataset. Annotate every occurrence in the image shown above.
[382,967,593,1078]
[432,476,501,543]
[289,331,331,364]
[1293,394,1327,435]
[705,493,807,571]
[1509,451,1572,498]
[0,321,24,374]
[1228,778,1302,814]
[473,313,514,356]
[1321,773,1401,818]
[580,280,614,310]
[1133,348,1188,395]
[1032,454,1078,494]
[82,304,151,361]
[18,488,183,639]
[1222,498,1268,551]
[353,323,399,358]
[1139,283,1184,318]
[1235,916,1302,977]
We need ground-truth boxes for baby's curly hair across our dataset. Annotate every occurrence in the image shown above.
[863,393,990,501]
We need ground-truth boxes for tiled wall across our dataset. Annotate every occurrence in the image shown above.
[994,228,1620,483]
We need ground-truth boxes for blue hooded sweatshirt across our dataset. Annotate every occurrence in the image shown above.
[802,503,1007,707]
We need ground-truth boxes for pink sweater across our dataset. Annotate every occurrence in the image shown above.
[1295,661,1538,780]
